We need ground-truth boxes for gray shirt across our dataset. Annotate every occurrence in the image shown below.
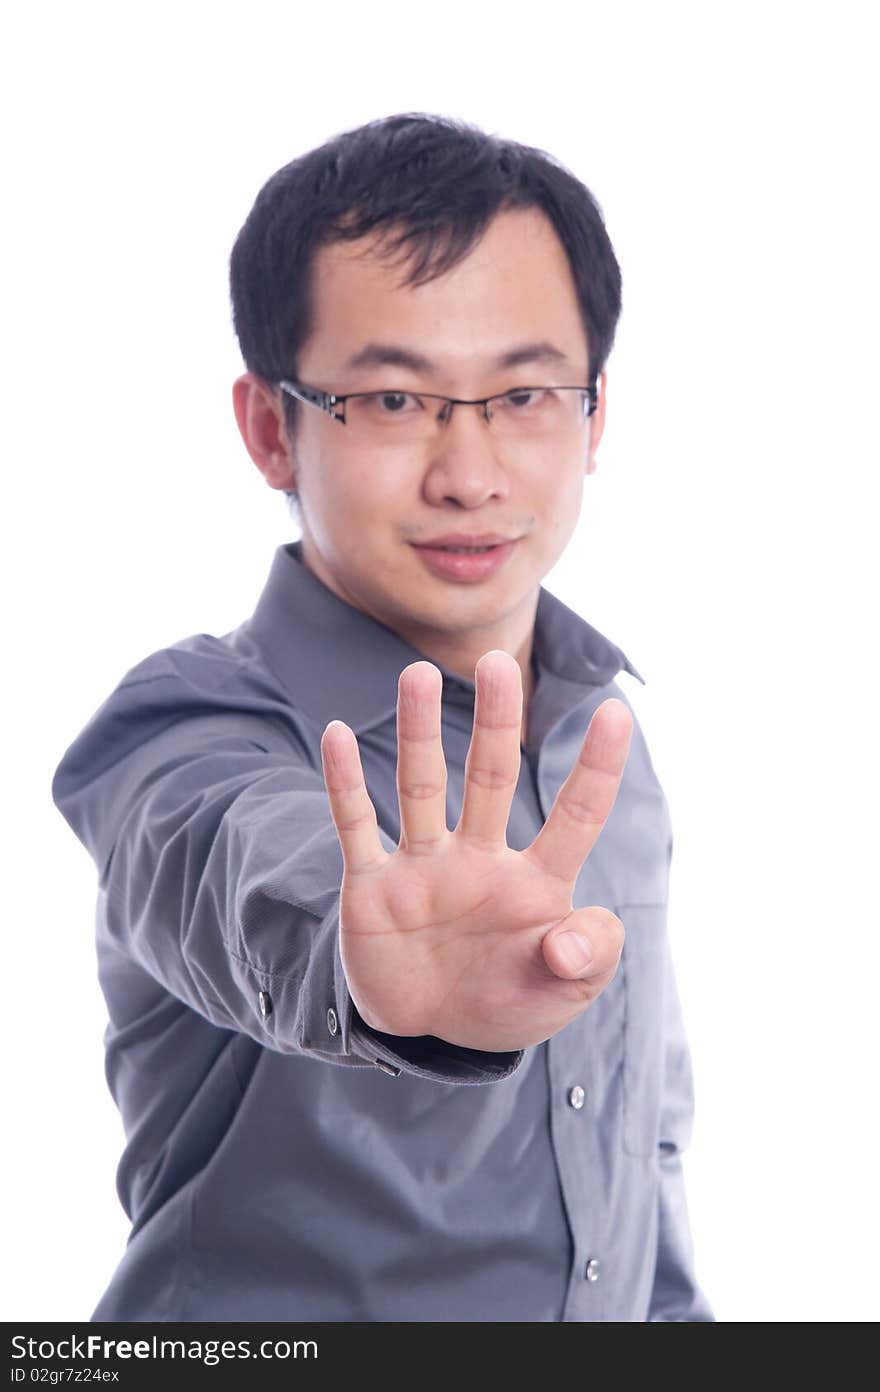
[51,540,713,1322]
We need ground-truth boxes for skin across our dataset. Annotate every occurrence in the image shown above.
[233,206,634,1049]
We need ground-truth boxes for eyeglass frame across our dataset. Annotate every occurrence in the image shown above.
[277,378,599,426]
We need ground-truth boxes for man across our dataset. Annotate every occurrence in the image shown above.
[52,113,712,1322]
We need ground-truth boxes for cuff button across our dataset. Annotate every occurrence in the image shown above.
[258,990,273,1019]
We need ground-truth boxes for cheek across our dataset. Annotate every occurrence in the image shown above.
[307,442,413,534]
[532,454,586,513]
[533,466,586,549]
[303,440,370,502]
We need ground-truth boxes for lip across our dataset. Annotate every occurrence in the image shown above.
[409,536,518,583]
[412,533,515,548]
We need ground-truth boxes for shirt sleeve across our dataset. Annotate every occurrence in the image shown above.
[51,662,523,1087]
[648,936,715,1321]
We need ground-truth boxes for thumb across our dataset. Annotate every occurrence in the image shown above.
[541,907,625,982]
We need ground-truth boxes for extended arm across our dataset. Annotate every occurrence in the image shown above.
[51,668,521,1084]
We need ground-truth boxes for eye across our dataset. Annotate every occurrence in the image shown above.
[497,388,554,410]
[362,391,424,415]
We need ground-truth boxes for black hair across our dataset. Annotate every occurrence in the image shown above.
[229,113,622,520]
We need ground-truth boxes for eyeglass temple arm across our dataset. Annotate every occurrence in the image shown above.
[278,380,346,423]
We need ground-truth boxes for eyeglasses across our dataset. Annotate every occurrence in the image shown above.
[278,378,598,443]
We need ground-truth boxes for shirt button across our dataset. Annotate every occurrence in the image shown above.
[326,1006,339,1037]
[375,1058,401,1077]
[568,1085,586,1110]
[257,990,273,1019]
[585,1258,601,1283]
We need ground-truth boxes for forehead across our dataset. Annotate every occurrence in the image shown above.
[302,206,589,377]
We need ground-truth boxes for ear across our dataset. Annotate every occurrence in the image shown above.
[585,370,607,476]
[232,373,297,491]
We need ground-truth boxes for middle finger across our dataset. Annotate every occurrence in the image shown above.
[396,661,449,853]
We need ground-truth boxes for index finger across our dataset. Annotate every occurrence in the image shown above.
[320,720,388,875]
[524,699,633,883]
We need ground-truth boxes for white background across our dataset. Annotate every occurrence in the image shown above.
[3,0,878,1323]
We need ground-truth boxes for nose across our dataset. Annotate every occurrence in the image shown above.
[420,401,511,510]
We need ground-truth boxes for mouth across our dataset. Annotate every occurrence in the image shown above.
[416,543,499,555]
[409,537,518,582]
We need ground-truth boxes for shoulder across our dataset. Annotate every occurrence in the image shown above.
[110,625,298,726]
[116,626,270,696]
[53,626,317,795]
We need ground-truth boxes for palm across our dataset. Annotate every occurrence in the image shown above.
[321,651,633,1052]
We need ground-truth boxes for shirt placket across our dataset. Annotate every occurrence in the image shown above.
[531,731,611,1322]
[443,672,616,1321]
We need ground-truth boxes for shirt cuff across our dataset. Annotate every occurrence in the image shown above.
[279,895,525,1084]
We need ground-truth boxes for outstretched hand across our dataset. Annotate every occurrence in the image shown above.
[320,650,633,1052]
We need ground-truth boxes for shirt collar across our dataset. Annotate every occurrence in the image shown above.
[245,541,644,736]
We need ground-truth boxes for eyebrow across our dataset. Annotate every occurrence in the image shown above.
[342,340,572,375]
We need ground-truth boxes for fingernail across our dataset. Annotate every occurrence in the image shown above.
[555,931,594,975]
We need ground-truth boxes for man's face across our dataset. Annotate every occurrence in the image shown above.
[275,206,604,648]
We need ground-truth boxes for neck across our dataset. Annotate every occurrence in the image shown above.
[297,536,539,744]
[371,602,539,748]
